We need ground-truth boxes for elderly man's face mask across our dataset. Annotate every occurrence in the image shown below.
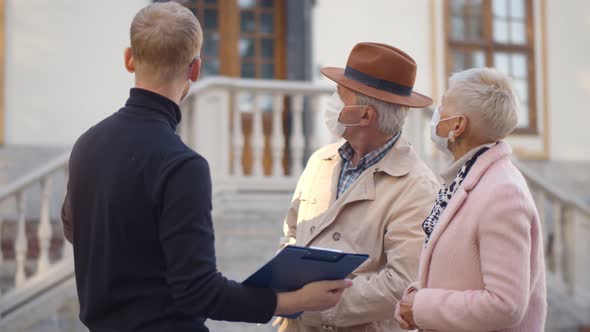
[324,92,368,138]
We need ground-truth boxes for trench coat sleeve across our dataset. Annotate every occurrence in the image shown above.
[302,177,438,327]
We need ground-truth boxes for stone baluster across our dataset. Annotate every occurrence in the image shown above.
[251,94,264,177]
[309,95,322,153]
[63,166,73,259]
[15,191,27,287]
[552,198,565,285]
[272,94,285,177]
[37,177,52,274]
[291,95,305,176]
[232,93,244,177]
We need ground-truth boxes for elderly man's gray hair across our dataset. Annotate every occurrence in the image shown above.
[354,92,409,135]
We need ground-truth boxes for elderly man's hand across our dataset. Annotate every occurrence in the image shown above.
[394,290,418,330]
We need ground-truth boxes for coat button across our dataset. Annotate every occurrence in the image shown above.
[310,226,316,234]
[332,232,341,241]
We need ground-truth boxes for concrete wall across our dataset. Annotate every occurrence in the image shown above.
[545,0,590,161]
[312,0,432,94]
[5,0,149,146]
[313,0,590,162]
[312,0,433,149]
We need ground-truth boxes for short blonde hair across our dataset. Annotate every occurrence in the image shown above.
[447,68,519,141]
[130,2,203,81]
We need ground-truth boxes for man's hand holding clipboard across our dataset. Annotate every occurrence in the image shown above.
[243,245,369,318]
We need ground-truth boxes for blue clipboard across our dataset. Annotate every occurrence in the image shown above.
[242,245,369,318]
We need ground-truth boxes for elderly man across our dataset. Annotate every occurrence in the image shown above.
[278,43,440,332]
[61,3,351,331]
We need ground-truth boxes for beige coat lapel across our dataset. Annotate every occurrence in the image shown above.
[418,188,468,285]
[311,148,341,212]
[303,170,377,247]
[301,137,413,248]
[418,142,513,285]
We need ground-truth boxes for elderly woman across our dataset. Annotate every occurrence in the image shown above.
[394,68,547,332]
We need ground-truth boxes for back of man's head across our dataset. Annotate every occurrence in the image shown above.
[130,2,202,82]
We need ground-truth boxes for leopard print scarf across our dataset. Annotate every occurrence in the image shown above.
[422,147,490,244]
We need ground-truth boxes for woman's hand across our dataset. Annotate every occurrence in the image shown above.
[394,290,418,330]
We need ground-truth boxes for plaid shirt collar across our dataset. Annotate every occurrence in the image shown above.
[336,132,401,198]
[338,132,401,171]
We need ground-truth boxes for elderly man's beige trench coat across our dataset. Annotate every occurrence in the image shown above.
[277,136,440,332]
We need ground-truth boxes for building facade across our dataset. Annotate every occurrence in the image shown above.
[2,0,589,161]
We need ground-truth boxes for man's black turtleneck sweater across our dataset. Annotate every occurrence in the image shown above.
[64,88,277,331]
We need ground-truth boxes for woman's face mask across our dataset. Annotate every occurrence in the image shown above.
[430,105,462,154]
[324,92,366,138]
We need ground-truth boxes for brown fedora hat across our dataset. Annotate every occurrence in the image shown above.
[321,42,432,108]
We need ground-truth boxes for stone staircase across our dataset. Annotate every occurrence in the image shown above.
[1,276,86,332]
[0,190,292,332]
[1,189,589,331]
[207,191,291,332]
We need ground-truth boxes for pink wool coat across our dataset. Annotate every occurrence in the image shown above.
[405,142,547,332]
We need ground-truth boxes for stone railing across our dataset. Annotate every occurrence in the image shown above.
[178,77,335,191]
[0,152,71,289]
[0,152,73,323]
[515,160,590,323]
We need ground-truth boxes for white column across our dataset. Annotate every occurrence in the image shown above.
[272,94,285,177]
[291,95,305,176]
[251,94,264,177]
[232,92,244,177]
[15,192,27,287]
[313,94,332,148]
[309,95,322,153]
[63,166,73,259]
[178,96,195,145]
[0,217,3,265]
[37,177,52,274]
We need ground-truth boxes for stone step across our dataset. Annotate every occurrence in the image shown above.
[205,320,275,332]
[214,192,292,214]
[214,220,282,237]
[214,214,284,229]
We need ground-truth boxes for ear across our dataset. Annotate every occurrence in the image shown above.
[360,105,377,126]
[189,57,201,81]
[124,47,135,73]
[452,115,468,137]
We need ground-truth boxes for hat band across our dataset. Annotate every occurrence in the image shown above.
[344,66,413,96]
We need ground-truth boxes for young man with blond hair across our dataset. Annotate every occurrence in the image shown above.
[62,3,350,331]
